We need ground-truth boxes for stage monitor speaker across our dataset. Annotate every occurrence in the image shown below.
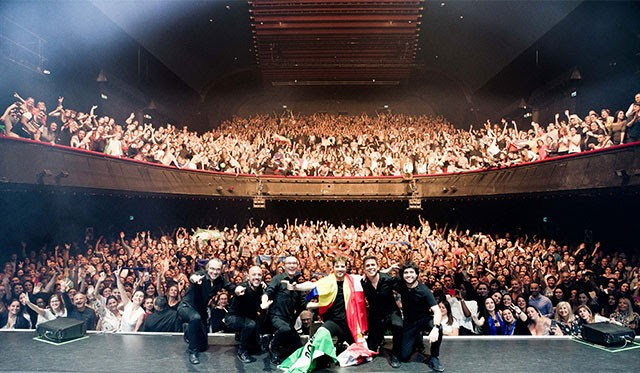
[36,317,86,343]
[581,322,635,347]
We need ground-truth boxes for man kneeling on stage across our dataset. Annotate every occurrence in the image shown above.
[396,261,444,371]
[224,266,267,363]
[178,258,237,365]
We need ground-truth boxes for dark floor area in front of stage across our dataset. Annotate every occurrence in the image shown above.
[1,332,638,372]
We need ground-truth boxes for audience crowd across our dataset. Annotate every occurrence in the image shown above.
[2,92,639,176]
[1,220,638,338]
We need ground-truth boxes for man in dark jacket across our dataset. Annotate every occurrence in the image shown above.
[261,256,306,365]
[224,266,266,363]
[178,258,237,365]
[141,296,179,332]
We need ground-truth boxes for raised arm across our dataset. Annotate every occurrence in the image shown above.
[115,268,130,307]
[21,293,46,316]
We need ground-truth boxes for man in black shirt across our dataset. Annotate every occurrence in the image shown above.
[178,258,237,365]
[141,296,179,332]
[61,282,97,330]
[224,266,266,363]
[361,256,402,366]
[261,256,305,365]
[396,261,444,372]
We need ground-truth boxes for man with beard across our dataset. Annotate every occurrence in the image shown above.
[360,255,403,367]
[261,256,306,365]
[178,258,237,365]
[224,266,266,363]
[395,261,444,371]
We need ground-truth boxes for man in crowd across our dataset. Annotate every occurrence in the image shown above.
[360,255,402,367]
[528,282,553,318]
[224,266,266,363]
[61,281,97,330]
[141,295,179,332]
[296,310,314,335]
[261,256,305,365]
[178,258,237,365]
[395,261,444,372]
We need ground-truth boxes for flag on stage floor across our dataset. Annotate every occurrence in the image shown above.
[278,327,336,373]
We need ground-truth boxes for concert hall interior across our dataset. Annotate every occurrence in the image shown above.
[1,1,639,372]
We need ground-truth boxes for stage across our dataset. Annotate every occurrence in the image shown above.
[0,331,637,372]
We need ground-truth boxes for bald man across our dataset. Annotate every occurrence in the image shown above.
[179,258,237,365]
[224,266,267,363]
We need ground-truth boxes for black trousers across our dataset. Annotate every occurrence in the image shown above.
[322,319,354,346]
[177,302,208,353]
[270,315,302,353]
[368,312,402,354]
[224,314,260,353]
[398,316,442,361]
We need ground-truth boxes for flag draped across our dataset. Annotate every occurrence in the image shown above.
[278,327,337,373]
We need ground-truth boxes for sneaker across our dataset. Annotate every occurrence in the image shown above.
[237,350,254,363]
[427,356,444,372]
[390,354,401,369]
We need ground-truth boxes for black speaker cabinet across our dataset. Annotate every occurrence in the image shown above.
[581,322,635,347]
[36,317,87,343]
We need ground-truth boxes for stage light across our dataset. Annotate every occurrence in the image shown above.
[42,69,51,75]
[571,91,577,97]
[129,215,134,221]
[100,93,108,100]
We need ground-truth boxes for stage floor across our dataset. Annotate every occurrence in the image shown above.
[1,331,637,372]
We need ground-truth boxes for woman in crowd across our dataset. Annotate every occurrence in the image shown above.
[21,292,66,327]
[501,293,514,309]
[554,301,578,335]
[438,300,459,336]
[501,306,530,335]
[526,306,559,336]
[572,305,609,335]
[0,299,31,329]
[96,295,122,332]
[476,297,504,335]
[116,269,145,332]
[516,295,528,312]
[599,293,618,318]
[609,298,640,332]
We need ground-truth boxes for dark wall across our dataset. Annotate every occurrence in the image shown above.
[475,1,640,123]
[0,0,200,128]
[1,191,638,262]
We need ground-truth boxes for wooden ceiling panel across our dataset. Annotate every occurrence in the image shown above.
[249,0,423,85]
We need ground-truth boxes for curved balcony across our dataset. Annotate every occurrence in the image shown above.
[1,137,639,202]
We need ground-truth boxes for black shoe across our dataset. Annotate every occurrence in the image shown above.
[188,353,200,365]
[427,356,444,372]
[237,350,254,363]
[270,351,282,366]
[390,354,401,369]
[260,334,271,353]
